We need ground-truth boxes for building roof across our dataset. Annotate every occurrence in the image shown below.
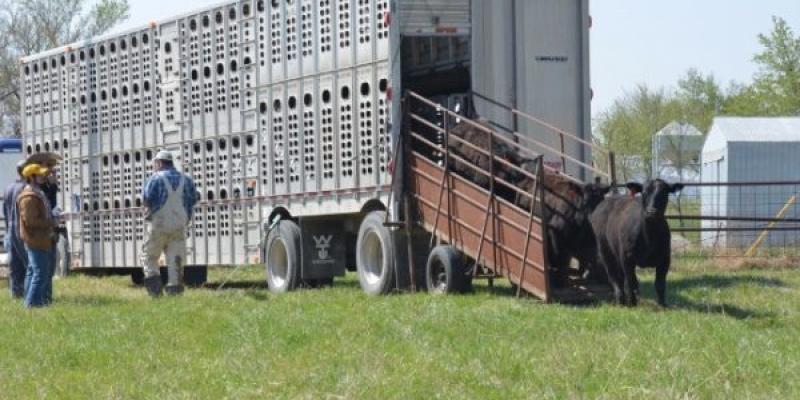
[709,117,800,143]
[655,121,703,137]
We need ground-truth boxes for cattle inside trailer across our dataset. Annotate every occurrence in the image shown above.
[19,0,609,299]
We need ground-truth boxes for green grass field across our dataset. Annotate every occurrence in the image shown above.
[1,261,799,399]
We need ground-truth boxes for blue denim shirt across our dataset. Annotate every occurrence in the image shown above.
[3,180,27,259]
[141,167,198,219]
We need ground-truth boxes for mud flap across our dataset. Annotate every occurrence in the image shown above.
[299,217,347,280]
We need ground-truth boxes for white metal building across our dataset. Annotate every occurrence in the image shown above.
[652,121,702,183]
[701,117,800,248]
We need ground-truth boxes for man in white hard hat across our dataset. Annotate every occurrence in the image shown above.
[140,150,197,297]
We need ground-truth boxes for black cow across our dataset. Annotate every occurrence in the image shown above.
[516,171,612,287]
[590,179,684,306]
[447,119,524,202]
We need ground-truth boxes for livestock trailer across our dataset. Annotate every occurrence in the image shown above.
[19,0,607,299]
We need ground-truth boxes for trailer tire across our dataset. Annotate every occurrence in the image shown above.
[426,245,472,294]
[356,211,396,295]
[264,219,302,293]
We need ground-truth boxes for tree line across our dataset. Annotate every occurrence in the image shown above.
[594,17,800,183]
[0,0,130,136]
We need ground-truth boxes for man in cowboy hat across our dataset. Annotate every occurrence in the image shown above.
[140,150,197,297]
[17,163,59,308]
[3,160,29,299]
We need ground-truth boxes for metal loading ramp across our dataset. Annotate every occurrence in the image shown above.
[408,152,549,300]
[403,91,615,302]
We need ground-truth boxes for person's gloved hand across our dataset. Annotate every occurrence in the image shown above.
[51,207,66,223]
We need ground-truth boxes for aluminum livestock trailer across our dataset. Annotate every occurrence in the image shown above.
[20,0,611,299]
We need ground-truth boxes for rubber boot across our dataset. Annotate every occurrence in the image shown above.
[144,276,163,298]
[165,285,185,296]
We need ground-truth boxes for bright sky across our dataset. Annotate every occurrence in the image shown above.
[111,0,800,117]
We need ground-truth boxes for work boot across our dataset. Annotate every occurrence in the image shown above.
[144,276,163,298]
[165,285,185,296]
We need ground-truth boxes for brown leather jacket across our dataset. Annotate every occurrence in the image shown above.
[17,185,56,251]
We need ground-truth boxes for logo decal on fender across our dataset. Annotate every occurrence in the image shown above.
[313,235,333,262]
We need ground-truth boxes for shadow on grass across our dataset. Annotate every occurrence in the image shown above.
[201,281,269,291]
[60,294,136,307]
[668,274,787,291]
[198,278,363,292]
[244,291,270,301]
[636,274,786,320]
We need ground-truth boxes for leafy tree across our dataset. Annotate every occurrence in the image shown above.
[722,17,800,116]
[596,17,800,181]
[675,69,723,132]
[0,0,130,136]
[751,16,800,115]
[594,85,682,182]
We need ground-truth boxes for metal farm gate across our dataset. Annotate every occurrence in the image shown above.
[666,181,800,258]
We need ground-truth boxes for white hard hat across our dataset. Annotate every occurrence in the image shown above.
[154,150,173,161]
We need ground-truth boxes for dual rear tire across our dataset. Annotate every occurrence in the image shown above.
[355,212,473,295]
[356,211,397,295]
[262,211,473,296]
[264,219,302,293]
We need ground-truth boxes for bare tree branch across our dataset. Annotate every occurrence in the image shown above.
[0,0,129,136]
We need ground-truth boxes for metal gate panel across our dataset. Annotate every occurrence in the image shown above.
[357,65,377,187]
[301,78,320,193]
[335,0,354,68]
[230,134,243,202]
[300,0,317,76]
[355,0,374,64]
[244,202,261,263]
[270,0,286,82]
[141,30,158,149]
[319,73,337,191]
[232,202,246,264]
[256,1,271,87]
[287,81,303,194]
[220,204,233,264]
[130,39,146,149]
[108,40,124,151]
[318,0,335,72]
[218,136,232,205]
[209,205,220,264]
[336,69,355,189]
[271,84,289,195]
[376,0,389,59]
[257,88,273,197]
[21,62,33,132]
[376,62,391,184]
[285,0,300,80]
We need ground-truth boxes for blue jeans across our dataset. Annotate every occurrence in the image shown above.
[23,246,53,308]
[6,236,27,299]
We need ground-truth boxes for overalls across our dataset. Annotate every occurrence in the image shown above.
[140,175,188,287]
